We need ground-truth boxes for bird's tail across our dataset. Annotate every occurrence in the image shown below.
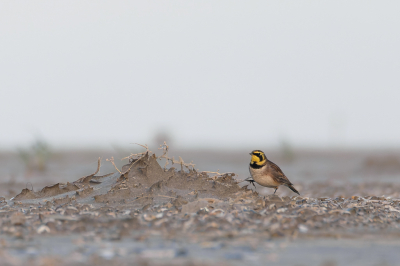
[287,184,300,195]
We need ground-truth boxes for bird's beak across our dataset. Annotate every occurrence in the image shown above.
[249,153,252,155]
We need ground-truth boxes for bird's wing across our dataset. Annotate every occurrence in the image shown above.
[268,160,293,185]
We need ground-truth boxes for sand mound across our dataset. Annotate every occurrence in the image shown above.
[12,152,258,211]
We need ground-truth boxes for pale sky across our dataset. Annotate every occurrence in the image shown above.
[1,1,399,150]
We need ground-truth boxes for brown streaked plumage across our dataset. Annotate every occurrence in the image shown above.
[246,150,300,195]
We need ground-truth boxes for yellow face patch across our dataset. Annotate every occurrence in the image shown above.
[251,154,261,164]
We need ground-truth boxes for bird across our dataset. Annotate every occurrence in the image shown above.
[246,150,300,195]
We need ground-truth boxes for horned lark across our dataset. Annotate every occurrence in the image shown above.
[246,150,300,195]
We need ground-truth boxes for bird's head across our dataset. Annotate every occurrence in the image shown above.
[249,150,267,166]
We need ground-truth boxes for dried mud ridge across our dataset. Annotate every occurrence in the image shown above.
[2,153,400,245]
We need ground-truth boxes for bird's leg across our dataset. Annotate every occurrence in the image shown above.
[273,187,278,194]
[246,178,256,188]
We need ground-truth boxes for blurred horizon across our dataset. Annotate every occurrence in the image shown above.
[1,1,399,151]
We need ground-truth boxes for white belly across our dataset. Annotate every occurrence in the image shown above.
[249,167,280,188]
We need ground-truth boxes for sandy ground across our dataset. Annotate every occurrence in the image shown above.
[1,147,400,265]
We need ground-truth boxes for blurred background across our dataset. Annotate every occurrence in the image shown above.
[1,1,400,198]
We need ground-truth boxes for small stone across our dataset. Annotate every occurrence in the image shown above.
[143,214,157,222]
[298,224,308,233]
[277,208,287,213]
[37,225,51,234]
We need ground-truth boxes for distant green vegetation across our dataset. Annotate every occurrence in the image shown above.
[17,139,51,172]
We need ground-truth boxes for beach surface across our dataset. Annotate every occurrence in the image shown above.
[0,147,400,265]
